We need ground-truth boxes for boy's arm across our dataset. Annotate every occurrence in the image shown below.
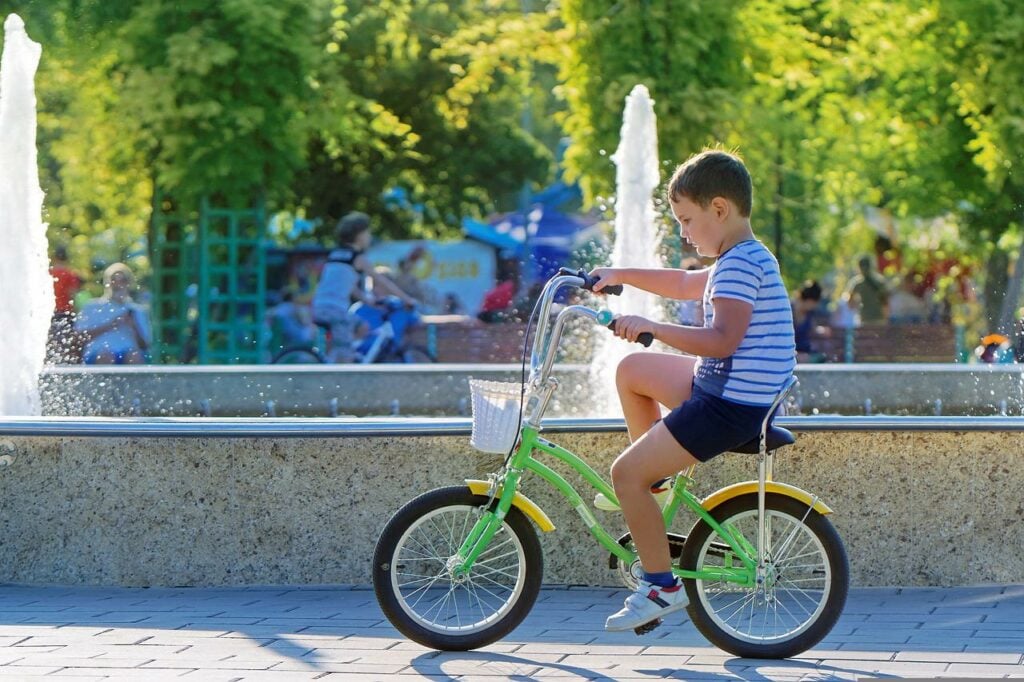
[354,255,418,305]
[369,270,417,305]
[612,298,753,359]
[590,267,710,300]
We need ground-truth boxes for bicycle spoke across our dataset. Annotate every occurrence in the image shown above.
[694,504,837,646]
[391,502,528,635]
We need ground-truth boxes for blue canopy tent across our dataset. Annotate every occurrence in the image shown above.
[463,205,602,284]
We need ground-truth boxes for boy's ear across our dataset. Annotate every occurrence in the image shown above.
[710,196,730,220]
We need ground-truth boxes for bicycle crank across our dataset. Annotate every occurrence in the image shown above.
[610,532,688,589]
[634,618,662,636]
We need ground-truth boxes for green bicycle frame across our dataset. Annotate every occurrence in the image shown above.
[454,424,758,587]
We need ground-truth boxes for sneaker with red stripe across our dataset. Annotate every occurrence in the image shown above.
[605,579,689,631]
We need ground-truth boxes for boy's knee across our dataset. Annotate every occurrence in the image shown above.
[615,354,645,391]
[610,456,643,491]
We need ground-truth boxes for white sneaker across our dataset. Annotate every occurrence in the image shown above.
[605,579,689,631]
[594,485,672,512]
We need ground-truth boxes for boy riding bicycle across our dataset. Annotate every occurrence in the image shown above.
[312,212,418,362]
[591,149,796,631]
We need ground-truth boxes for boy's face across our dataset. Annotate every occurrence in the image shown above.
[354,229,372,250]
[670,196,727,258]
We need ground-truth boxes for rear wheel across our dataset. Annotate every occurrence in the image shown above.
[373,486,543,650]
[681,493,849,659]
[271,346,324,364]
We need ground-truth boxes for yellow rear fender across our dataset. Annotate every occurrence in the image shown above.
[701,481,833,515]
[466,480,556,532]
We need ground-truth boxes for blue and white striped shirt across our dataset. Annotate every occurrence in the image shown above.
[694,240,796,406]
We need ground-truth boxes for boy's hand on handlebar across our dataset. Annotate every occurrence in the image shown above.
[610,314,655,344]
[587,267,623,294]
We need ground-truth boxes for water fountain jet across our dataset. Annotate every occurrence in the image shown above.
[590,84,667,414]
[0,14,50,416]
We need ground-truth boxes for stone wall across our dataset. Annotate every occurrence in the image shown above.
[38,364,1024,418]
[0,427,1021,588]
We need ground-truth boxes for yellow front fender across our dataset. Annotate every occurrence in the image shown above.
[702,481,833,515]
[466,480,556,532]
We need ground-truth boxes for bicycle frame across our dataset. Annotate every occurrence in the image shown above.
[452,425,759,587]
[450,272,766,588]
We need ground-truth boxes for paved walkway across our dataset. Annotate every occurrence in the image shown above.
[0,584,1022,680]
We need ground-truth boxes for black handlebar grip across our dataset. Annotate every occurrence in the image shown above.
[560,267,623,295]
[606,322,654,347]
[599,283,624,296]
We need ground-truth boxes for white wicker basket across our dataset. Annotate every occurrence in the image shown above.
[469,380,523,454]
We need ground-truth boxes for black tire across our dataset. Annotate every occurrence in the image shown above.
[373,486,543,650]
[401,345,436,363]
[271,346,324,364]
[681,493,849,659]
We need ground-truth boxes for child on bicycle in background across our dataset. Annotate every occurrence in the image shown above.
[590,149,796,631]
[312,212,418,362]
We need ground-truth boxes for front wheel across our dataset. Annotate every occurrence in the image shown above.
[681,493,849,659]
[372,486,543,650]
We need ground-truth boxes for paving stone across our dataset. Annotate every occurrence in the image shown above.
[792,648,895,661]
[894,650,1022,664]
[4,585,1024,679]
[946,662,1024,675]
[0,668,64,677]
[817,659,949,675]
[138,658,280,670]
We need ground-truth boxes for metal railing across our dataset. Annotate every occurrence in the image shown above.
[3,415,1024,438]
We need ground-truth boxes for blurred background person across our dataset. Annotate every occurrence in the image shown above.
[393,245,432,306]
[888,273,928,324]
[46,245,83,363]
[843,255,889,324]
[75,263,151,365]
[794,279,829,363]
[267,289,317,351]
[312,211,418,362]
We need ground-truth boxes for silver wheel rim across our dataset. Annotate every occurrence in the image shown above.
[695,508,831,644]
[390,504,527,635]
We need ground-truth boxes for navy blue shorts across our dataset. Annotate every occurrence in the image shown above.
[662,383,771,462]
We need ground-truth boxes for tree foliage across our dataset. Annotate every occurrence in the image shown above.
[557,0,745,202]
[117,0,314,206]
[6,0,1024,325]
[295,0,552,239]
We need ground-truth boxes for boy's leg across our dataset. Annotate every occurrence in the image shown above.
[611,421,700,573]
[326,319,355,363]
[605,422,699,631]
[616,353,696,441]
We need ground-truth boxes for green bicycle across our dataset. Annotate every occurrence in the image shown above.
[372,270,849,659]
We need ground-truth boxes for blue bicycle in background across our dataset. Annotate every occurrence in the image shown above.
[272,296,434,364]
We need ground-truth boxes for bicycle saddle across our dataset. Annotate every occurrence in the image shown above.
[729,425,795,455]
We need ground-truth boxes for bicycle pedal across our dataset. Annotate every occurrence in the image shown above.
[633,618,662,635]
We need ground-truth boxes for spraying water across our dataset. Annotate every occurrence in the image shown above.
[590,84,667,415]
[0,14,51,416]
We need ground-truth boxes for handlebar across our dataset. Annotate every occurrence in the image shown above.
[562,267,624,296]
[529,269,654,382]
[556,268,652,347]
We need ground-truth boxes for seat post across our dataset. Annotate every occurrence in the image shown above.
[756,376,798,570]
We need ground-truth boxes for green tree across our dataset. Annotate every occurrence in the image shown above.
[557,0,746,203]
[292,0,552,240]
[4,1,148,273]
[941,0,1024,328]
[117,0,315,207]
